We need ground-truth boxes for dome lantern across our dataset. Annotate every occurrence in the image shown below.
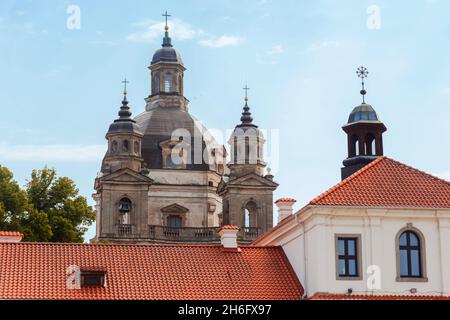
[146,11,187,111]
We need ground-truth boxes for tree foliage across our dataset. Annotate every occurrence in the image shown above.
[0,165,95,243]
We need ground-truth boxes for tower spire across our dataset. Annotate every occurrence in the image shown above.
[356,66,369,104]
[239,84,255,127]
[162,10,173,47]
[118,78,132,120]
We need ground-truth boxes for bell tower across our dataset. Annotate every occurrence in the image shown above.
[341,67,387,180]
[218,86,278,242]
[94,81,153,242]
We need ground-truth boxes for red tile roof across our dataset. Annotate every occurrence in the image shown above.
[0,231,24,237]
[0,242,303,300]
[310,157,450,208]
[219,225,241,231]
[254,157,450,245]
[308,294,450,300]
[275,198,297,204]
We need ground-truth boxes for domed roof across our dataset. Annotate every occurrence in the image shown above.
[107,95,142,136]
[151,30,183,65]
[347,103,380,124]
[107,121,142,135]
[134,107,219,171]
[230,99,264,139]
[151,47,183,65]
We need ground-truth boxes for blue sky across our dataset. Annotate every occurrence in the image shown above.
[0,0,449,242]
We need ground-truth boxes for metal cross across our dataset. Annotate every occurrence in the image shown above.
[122,78,129,95]
[356,66,369,103]
[162,11,171,28]
[243,84,250,101]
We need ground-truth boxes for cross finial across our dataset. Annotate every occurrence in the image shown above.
[162,10,171,30]
[243,84,250,102]
[356,66,369,103]
[122,78,129,96]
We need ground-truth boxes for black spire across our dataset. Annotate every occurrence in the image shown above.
[237,84,257,128]
[116,78,134,122]
[162,11,173,47]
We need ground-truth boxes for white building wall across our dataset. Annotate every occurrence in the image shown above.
[260,206,450,297]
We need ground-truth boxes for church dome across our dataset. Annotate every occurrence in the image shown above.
[151,47,183,65]
[150,26,183,66]
[134,108,219,171]
[106,95,142,136]
[107,120,142,135]
[347,103,380,124]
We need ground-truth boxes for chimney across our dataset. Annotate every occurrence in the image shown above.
[218,226,240,251]
[0,231,24,243]
[275,198,297,223]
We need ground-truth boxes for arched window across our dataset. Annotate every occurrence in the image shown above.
[164,73,173,92]
[134,141,140,155]
[396,226,427,281]
[122,140,129,152]
[153,73,160,94]
[111,140,118,153]
[118,198,132,225]
[365,133,375,156]
[243,201,259,240]
[243,201,257,229]
[399,231,421,277]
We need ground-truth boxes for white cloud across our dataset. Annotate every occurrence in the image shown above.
[435,171,450,181]
[127,19,202,43]
[267,45,284,55]
[198,35,243,48]
[127,18,242,50]
[0,143,106,162]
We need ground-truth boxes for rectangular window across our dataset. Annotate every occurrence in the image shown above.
[81,272,106,287]
[335,235,361,279]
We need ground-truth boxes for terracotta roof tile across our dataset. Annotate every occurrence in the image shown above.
[219,225,241,231]
[0,242,303,300]
[254,157,450,245]
[0,231,24,237]
[310,157,450,208]
[308,294,450,300]
[275,198,297,204]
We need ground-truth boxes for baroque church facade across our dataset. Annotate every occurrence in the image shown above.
[93,21,277,243]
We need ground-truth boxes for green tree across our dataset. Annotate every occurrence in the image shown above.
[26,167,95,243]
[0,165,52,241]
[0,165,95,243]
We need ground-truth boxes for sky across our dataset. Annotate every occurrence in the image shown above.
[0,0,449,242]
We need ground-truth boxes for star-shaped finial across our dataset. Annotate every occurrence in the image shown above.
[356,66,369,103]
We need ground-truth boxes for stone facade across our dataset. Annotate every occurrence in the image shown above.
[92,24,277,243]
